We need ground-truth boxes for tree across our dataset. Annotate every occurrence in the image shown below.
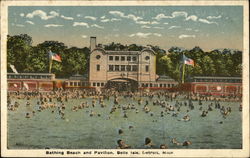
[61,47,88,78]
[7,34,33,73]
[7,34,242,79]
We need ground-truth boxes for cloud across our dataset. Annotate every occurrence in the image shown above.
[136,20,151,25]
[172,11,188,18]
[61,15,74,20]
[163,22,168,25]
[20,13,25,17]
[179,34,196,39]
[84,16,97,21]
[141,25,151,29]
[44,24,63,28]
[198,18,218,25]
[153,33,162,37]
[129,32,152,38]
[73,22,89,28]
[16,24,24,27]
[153,13,170,21]
[100,16,106,19]
[168,26,181,29]
[128,32,162,38]
[100,18,121,23]
[111,18,121,22]
[81,35,88,38]
[153,26,164,29]
[151,21,160,25]
[26,10,59,20]
[109,10,142,22]
[153,11,198,22]
[185,28,192,31]
[91,24,104,29]
[186,15,198,21]
[25,20,34,25]
[207,15,222,19]
[114,34,119,37]
[101,19,109,22]
[136,20,159,25]
[77,14,81,17]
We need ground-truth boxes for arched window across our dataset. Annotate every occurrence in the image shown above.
[96,64,100,71]
[96,55,101,59]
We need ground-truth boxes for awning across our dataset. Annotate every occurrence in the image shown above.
[109,79,130,82]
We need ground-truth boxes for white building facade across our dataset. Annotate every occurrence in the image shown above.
[88,37,177,91]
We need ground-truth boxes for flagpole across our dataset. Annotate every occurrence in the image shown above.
[182,52,185,84]
[49,50,52,73]
[49,58,52,73]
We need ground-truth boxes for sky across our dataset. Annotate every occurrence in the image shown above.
[8,6,243,51]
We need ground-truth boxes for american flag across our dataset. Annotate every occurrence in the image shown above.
[183,54,194,66]
[49,50,62,62]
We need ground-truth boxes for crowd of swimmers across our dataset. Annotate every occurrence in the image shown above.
[7,89,242,148]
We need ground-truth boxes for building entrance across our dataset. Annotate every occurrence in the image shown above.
[106,78,138,92]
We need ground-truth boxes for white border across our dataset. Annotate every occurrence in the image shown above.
[1,1,249,157]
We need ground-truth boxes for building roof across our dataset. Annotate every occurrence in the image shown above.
[7,73,54,75]
[192,76,242,79]
[91,47,156,55]
[69,74,87,80]
[156,75,176,82]
[105,51,140,55]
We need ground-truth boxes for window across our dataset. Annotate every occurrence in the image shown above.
[126,65,131,71]
[70,82,73,86]
[132,56,137,61]
[101,83,104,86]
[121,65,125,71]
[121,56,125,61]
[96,55,101,59]
[127,56,131,61]
[145,65,149,72]
[115,56,119,61]
[97,83,100,87]
[93,83,96,86]
[145,83,148,87]
[115,65,119,71]
[142,83,145,87]
[154,84,158,87]
[168,84,170,88]
[109,65,114,71]
[132,65,138,71]
[74,82,77,86]
[145,56,150,60]
[96,64,100,71]
[164,84,166,87]
[160,84,162,87]
[150,83,153,87]
[109,56,113,61]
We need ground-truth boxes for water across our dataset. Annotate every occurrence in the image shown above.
[7,96,242,149]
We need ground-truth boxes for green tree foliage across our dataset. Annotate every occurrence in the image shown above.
[7,34,242,80]
[7,34,89,78]
[7,34,33,72]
